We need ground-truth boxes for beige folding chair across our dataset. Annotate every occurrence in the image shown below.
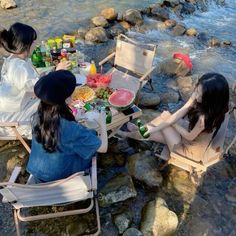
[0,156,100,236]
[168,109,236,177]
[99,34,157,103]
[0,122,31,153]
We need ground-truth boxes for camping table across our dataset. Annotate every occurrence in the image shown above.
[80,105,142,138]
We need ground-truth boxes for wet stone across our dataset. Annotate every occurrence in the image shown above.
[123,227,143,236]
[113,211,132,234]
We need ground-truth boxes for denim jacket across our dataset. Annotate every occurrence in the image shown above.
[27,118,101,182]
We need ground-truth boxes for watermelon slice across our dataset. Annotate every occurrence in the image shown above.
[108,88,135,110]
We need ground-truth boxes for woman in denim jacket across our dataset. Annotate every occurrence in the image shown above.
[27,70,108,182]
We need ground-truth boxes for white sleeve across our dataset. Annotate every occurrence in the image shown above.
[13,62,38,92]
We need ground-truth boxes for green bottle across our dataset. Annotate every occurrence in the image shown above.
[35,46,45,67]
[105,106,112,124]
[31,50,39,67]
[136,119,150,139]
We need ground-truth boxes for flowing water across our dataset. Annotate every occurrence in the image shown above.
[0,0,236,235]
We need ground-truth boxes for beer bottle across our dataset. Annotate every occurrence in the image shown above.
[35,46,45,67]
[105,106,112,124]
[136,119,150,139]
[31,50,39,67]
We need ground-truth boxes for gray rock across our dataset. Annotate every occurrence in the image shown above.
[208,38,221,47]
[108,23,127,37]
[0,0,17,9]
[127,151,163,188]
[163,0,180,7]
[160,89,179,104]
[113,212,132,234]
[151,6,170,21]
[98,173,137,207]
[225,178,236,203]
[181,2,195,14]
[91,16,109,27]
[77,27,88,40]
[123,9,143,26]
[139,92,161,107]
[177,75,196,101]
[141,197,178,236]
[123,228,143,236]
[172,24,186,36]
[101,8,118,21]
[85,27,108,43]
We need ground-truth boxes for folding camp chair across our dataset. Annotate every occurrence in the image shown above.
[0,122,31,153]
[0,156,100,236]
[168,109,236,179]
[99,34,157,103]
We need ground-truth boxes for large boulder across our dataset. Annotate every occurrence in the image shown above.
[108,23,127,37]
[151,6,170,21]
[123,9,143,25]
[127,151,163,188]
[101,8,118,21]
[91,16,109,27]
[0,0,17,9]
[85,27,108,43]
[98,173,137,207]
[159,89,180,104]
[141,198,178,236]
[139,91,161,107]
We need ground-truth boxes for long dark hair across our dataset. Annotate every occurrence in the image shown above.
[0,22,37,54]
[33,101,75,153]
[188,73,229,139]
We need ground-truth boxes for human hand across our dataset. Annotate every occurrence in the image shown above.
[94,110,106,127]
[187,90,197,107]
[56,61,72,71]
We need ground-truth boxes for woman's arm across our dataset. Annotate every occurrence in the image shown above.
[173,115,205,141]
[146,95,196,135]
[95,111,108,153]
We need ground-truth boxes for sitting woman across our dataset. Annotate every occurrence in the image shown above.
[27,70,108,182]
[0,22,70,138]
[119,73,229,166]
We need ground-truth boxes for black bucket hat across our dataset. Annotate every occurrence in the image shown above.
[34,70,76,105]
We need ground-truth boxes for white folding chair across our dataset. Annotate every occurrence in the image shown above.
[0,156,100,236]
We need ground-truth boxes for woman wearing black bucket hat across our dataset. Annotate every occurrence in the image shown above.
[27,70,108,182]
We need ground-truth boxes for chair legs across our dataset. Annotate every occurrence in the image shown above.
[12,127,31,154]
[13,197,101,236]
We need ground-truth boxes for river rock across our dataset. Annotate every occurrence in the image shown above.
[181,2,195,14]
[113,212,132,234]
[160,56,190,77]
[85,27,108,43]
[0,0,17,9]
[163,0,180,7]
[186,27,197,36]
[66,219,88,236]
[208,38,221,47]
[119,21,131,30]
[172,24,186,36]
[141,197,178,236]
[159,89,180,104]
[108,23,127,37]
[176,75,196,101]
[123,9,143,26]
[77,27,88,39]
[139,91,161,107]
[123,228,143,236]
[98,173,137,207]
[151,6,170,21]
[127,151,163,188]
[91,16,109,27]
[222,40,232,47]
[164,19,177,28]
[101,8,118,21]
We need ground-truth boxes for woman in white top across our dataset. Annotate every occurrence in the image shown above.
[0,22,70,138]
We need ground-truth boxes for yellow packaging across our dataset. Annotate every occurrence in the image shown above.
[47,39,56,49]
[63,35,76,47]
[55,38,63,49]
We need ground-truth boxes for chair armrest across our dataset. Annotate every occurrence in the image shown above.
[99,52,116,66]
[91,156,97,191]
[139,66,156,82]
[9,166,22,183]
[0,122,19,127]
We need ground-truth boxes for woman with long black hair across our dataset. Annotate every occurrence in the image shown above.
[0,22,70,138]
[119,73,229,164]
[27,70,108,182]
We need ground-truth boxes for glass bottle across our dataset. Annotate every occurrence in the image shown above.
[105,106,112,124]
[89,60,97,75]
[136,119,150,138]
[35,46,45,67]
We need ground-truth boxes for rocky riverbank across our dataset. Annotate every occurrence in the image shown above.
[1,0,236,235]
